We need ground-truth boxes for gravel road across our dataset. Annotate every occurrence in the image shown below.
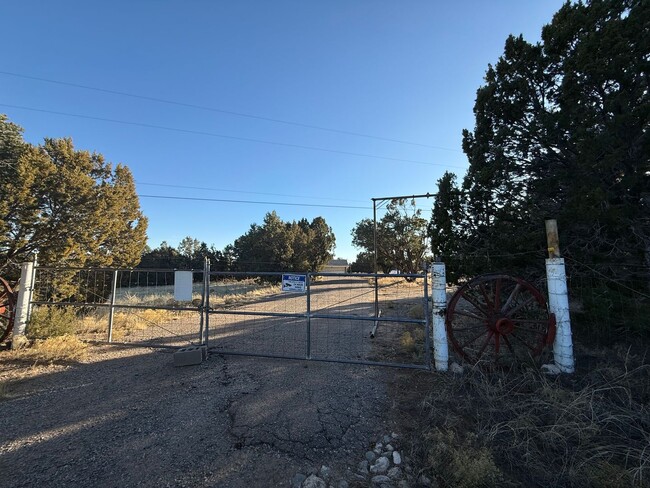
[0,345,398,487]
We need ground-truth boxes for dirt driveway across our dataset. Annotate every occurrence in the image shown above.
[0,345,400,487]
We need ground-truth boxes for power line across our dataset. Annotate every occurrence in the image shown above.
[138,194,371,210]
[136,182,368,203]
[0,70,461,152]
[0,103,467,169]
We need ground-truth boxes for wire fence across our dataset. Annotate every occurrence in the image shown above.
[206,271,430,368]
[443,253,650,344]
[30,267,204,347]
[563,259,650,342]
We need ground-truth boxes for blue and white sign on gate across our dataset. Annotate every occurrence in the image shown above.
[281,274,306,293]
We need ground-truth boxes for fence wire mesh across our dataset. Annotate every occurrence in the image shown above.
[30,267,203,347]
[206,271,429,368]
[563,259,650,342]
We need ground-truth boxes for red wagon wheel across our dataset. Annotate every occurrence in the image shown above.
[446,274,556,366]
[0,277,17,344]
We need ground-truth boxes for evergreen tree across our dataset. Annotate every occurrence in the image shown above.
[432,0,649,283]
[0,115,148,280]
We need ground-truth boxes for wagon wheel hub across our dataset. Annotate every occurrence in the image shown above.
[494,317,514,335]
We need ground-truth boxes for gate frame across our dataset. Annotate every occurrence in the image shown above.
[205,269,431,370]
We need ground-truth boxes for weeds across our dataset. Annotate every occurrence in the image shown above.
[402,347,650,487]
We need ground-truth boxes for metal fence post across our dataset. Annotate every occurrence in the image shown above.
[306,273,311,360]
[107,269,118,342]
[423,266,432,370]
[431,262,448,371]
[203,258,210,348]
[12,260,35,349]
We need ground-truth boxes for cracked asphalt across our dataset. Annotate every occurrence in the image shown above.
[0,344,396,487]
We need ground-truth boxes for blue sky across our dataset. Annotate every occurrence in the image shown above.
[1,1,565,261]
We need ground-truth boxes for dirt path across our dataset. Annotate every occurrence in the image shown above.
[0,345,398,487]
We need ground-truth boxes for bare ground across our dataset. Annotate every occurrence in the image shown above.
[0,276,428,487]
[0,343,406,487]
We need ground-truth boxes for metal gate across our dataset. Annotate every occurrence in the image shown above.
[206,271,431,369]
[22,264,430,369]
[28,266,204,348]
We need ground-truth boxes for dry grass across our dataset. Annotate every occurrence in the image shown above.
[210,282,280,307]
[396,345,650,488]
[17,335,89,363]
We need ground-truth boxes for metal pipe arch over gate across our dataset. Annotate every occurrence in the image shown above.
[205,270,431,369]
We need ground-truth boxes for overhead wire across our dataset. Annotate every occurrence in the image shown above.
[136,182,369,203]
[138,194,371,210]
[0,70,462,152]
[0,103,467,169]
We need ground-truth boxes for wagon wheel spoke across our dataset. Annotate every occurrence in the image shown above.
[500,283,521,313]
[502,334,516,355]
[460,292,489,316]
[505,295,537,317]
[476,331,494,360]
[454,324,490,332]
[478,283,494,312]
[453,310,488,321]
[459,328,489,349]
[0,277,16,343]
[510,332,538,352]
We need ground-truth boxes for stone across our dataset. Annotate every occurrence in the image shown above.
[352,474,367,483]
[541,363,562,375]
[387,467,402,480]
[386,444,394,451]
[383,435,392,444]
[417,474,432,487]
[397,481,411,488]
[450,362,464,374]
[391,432,399,439]
[357,460,369,474]
[319,466,331,481]
[374,442,383,454]
[335,481,349,488]
[371,475,393,487]
[302,474,327,488]
[372,475,392,484]
[370,456,390,475]
[392,451,402,465]
[365,451,377,462]
[291,473,307,488]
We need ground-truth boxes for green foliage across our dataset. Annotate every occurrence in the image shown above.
[428,0,649,317]
[348,251,374,273]
[27,306,77,340]
[0,115,148,281]
[352,199,428,274]
[231,212,336,272]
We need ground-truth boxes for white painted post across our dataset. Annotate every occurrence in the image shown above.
[431,262,448,372]
[546,258,575,373]
[12,261,35,349]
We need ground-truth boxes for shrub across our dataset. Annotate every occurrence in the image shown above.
[27,306,77,339]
